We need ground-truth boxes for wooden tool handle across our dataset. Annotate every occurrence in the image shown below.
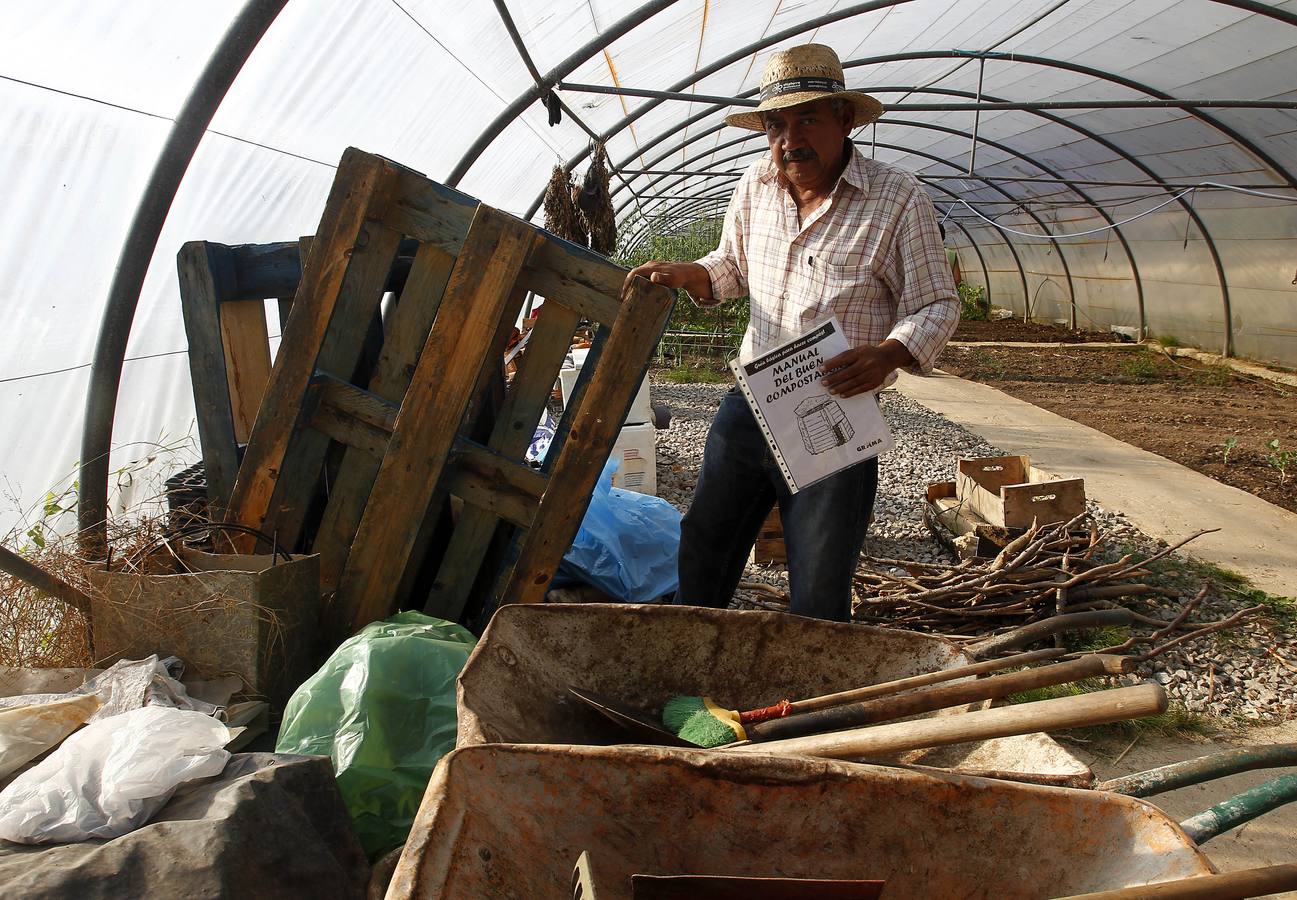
[786,647,1067,715]
[748,654,1129,743]
[1049,863,1297,899]
[730,683,1166,759]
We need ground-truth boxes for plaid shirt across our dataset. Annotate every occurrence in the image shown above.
[695,146,958,382]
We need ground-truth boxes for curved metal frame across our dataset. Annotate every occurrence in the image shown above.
[77,0,288,545]
[78,0,1297,542]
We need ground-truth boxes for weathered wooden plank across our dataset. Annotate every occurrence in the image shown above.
[306,373,396,458]
[227,241,302,301]
[225,149,402,551]
[389,168,624,325]
[423,299,581,619]
[312,243,456,590]
[177,241,240,512]
[497,275,673,606]
[443,439,547,529]
[218,299,273,443]
[336,206,539,632]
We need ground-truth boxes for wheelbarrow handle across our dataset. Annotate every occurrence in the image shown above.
[747,654,1130,743]
[967,609,1134,658]
[1178,773,1297,845]
[1100,744,1297,798]
[729,683,1166,760]
[1050,863,1297,899]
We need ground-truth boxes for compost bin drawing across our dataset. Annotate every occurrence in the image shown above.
[795,395,854,454]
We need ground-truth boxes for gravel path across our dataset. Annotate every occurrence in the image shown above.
[651,378,1295,723]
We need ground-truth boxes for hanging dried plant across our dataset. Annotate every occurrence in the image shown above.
[543,165,587,247]
[579,143,618,256]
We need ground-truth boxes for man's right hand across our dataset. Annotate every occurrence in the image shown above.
[623,260,712,301]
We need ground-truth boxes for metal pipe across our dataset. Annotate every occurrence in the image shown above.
[1179,774,1297,845]
[489,0,647,220]
[1099,744,1297,798]
[558,82,1297,112]
[534,0,921,215]
[446,0,679,187]
[77,0,288,550]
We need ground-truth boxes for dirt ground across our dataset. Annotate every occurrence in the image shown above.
[1071,722,1297,896]
[954,318,1117,343]
[938,343,1297,515]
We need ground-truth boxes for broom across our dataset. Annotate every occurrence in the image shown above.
[663,648,1123,748]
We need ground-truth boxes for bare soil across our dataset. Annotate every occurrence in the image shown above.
[954,318,1116,343]
[938,343,1297,515]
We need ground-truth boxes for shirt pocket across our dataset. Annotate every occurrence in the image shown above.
[814,260,887,313]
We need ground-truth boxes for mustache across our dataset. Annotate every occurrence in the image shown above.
[782,148,817,163]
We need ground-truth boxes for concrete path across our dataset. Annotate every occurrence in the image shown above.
[893,370,1297,598]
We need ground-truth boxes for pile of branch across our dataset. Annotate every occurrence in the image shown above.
[853,515,1209,636]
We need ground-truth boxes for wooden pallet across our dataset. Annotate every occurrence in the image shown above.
[177,238,394,513]
[222,148,673,634]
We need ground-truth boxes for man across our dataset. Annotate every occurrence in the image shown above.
[625,44,958,622]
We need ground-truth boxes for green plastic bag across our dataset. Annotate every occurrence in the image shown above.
[275,611,476,858]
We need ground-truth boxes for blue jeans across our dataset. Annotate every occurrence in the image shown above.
[675,388,878,622]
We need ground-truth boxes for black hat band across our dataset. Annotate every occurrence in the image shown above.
[761,76,845,100]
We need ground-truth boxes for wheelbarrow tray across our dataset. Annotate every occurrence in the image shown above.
[388,743,1213,899]
[456,603,1090,784]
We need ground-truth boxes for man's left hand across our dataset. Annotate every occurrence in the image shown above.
[820,340,914,397]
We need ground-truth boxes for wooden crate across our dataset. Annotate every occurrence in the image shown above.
[955,455,1085,529]
[752,506,786,566]
[220,148,674,635]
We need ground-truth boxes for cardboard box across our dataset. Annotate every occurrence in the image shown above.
[608,422,656,495]
[955,455,1086,529]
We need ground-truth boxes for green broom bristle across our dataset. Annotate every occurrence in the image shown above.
[676,708,742,749]
[662,695,706,734]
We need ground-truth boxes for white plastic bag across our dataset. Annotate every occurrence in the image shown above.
[0,706,230,844]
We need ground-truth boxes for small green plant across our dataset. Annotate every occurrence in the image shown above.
[1159,334,1182,348]
[957,282,988,321]
[1221,436,1239,465]
[661,362,731,385]
[1265,439,1296,483]
[1194,363,1234,387]
[23,484,78,550]
[1121,351,1161,382]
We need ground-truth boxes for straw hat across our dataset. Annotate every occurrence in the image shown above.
[726,44,883,132]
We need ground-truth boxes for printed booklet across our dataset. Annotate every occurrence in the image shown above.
[728,316,895,492]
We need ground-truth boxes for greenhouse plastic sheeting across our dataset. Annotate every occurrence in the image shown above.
[274,610,476,859]
[1,1,1295,535]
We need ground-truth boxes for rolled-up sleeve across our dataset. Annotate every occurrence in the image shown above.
[690,168,753,307]
[884,180,960,374]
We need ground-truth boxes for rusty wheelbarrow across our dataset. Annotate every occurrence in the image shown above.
[455,603,1137,786]
[385,743,1297,899]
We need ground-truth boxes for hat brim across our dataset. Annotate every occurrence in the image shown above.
[725,90,883,132]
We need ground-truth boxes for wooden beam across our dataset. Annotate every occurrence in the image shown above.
[443,439,547,529]
[218,299,272,443]
[177,240,240,512]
